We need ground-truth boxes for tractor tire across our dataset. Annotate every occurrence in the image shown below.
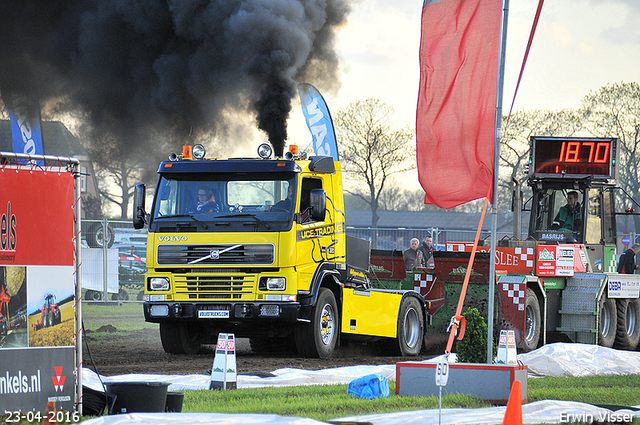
[112,288,129,301]
[294,288,338,359]
[86,222,115,248]
[614,298,640,350]
[48,312,55,328]
[522,293,542,352]
[159,322,203,355]
[85,290,102,301]
[598,295,617,348]
[383,296,424,356]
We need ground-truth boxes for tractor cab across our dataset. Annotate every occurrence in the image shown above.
[525,136,620,272]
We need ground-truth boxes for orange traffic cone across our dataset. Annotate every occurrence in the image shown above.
[43,401,56,425]
[502,380,522,425]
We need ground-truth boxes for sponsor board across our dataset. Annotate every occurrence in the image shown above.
[0,347,74,411]
[608,275,640,298]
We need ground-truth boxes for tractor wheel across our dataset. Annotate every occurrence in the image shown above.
[86,222,115,248]
[615,298,640,350]
[522,293,542,352]
[598,295,617,348]
[159,322,203,355]
[294,288,338,359]
[112,288,129,301]
[85,290,102,301]
[383,296,424,356]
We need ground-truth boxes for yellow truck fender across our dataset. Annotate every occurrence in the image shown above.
[298,267,343,322]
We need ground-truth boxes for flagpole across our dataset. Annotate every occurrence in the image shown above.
[488,0,510,364]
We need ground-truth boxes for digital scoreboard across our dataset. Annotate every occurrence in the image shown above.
[529,137,618,179]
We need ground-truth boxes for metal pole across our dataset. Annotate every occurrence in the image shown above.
[102,218,108,301]
[488,0,510,364]
[74,163,83,416]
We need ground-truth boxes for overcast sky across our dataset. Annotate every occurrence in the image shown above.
[279,0,640,190]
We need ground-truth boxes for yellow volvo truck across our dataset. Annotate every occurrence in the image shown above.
[133,144,428,358]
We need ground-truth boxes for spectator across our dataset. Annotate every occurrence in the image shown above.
[403,238,425,271]
[617,244,640,274]
[419,235,435,264]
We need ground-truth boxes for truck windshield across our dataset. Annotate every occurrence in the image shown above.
[149,173,296,232]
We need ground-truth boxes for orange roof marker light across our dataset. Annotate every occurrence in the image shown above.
[182,145,192,160]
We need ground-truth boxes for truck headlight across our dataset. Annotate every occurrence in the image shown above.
[266,277,286,291]
[150,277,170,291]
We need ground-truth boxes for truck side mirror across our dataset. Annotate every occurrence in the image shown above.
[132,183,147,229]
[309,188,326,222]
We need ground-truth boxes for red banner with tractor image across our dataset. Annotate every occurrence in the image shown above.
[0,163,76,412]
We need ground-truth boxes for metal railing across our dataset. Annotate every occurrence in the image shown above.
[81,219,640,302]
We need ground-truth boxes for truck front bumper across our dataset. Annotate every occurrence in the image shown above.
[143,301,301,323]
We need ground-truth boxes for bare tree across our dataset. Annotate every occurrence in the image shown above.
[334,99,415,228]
[581,82,640,226]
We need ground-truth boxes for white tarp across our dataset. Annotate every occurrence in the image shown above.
[81,248,119,293]
[80,343,640,424]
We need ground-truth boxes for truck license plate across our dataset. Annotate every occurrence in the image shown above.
[198,310,230,319]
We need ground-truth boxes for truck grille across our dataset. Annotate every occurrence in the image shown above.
[174,274,256,300]
[157,244,275,266]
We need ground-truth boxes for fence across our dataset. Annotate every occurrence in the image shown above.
[81,219,640,302]
[81,219,147,302]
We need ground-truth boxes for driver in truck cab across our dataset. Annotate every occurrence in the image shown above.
[190,185,219,213]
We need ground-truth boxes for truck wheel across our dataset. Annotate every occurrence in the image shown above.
[384,297,424,356]
[294,288,338,359]
[522,293,541,352]
[615,299,640,350]
[598,296,617,348]
[159,322,203,355]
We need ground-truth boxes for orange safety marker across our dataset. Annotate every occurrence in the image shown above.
[445,195,490,354]
[503,380,523,425]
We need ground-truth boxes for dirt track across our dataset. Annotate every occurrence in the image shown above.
[82,325,441,377]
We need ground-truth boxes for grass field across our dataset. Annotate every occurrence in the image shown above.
[80,301,640,423]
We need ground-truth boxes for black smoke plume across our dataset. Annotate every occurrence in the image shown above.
[0,0,349,157]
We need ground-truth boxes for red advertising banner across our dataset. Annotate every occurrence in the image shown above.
[0,169,74,266]
[446,242,535,274]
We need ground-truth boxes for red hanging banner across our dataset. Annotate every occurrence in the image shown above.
[416,0,502,209]
[0,169,74,266]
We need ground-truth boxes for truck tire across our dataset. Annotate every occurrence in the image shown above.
[598,296,617,348]
[294,288,338,359]
[86,222,115,248]
[615,298,640,350]
[522,293,541,352]
[383,297,424,356]
[159,322,203,355]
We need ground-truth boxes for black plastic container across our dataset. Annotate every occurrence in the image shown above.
[164,392,185,412]
[105,382,169,414]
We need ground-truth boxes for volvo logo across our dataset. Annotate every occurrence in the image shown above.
[211,249,220,259]
[158,235,188,242]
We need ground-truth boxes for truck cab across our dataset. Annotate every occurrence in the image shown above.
[134,144,428,358]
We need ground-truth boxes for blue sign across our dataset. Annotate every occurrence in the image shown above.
[298,83,339,161]
[623,236,631,245]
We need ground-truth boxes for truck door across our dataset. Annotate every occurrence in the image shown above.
[296,176,336,287]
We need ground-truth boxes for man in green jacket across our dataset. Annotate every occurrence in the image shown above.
[553,191,581,231]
